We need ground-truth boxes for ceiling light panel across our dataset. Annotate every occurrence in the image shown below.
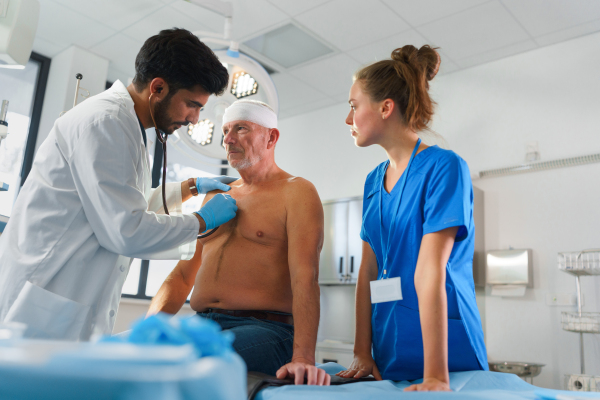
[231,70,259,98]
[243,23,333,69]
[188,119,214,146]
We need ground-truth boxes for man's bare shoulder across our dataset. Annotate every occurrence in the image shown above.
[284,176,321,208]
[282,176,319,199]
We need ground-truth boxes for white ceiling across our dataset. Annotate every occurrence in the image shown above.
[33,0,600,119]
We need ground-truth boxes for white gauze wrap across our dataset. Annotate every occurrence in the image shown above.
[222,100,277,129]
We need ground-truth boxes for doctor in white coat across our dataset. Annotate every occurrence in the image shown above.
[0,28,237,341]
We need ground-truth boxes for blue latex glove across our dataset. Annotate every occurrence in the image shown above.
[195,193,237,231]
[195,176,238,194]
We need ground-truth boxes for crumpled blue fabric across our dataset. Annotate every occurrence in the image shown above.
[101,313,235,358]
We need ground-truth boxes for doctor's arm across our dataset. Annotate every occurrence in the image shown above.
[275,180,329,386]
[147,241,203,316]
[337,241,382,380]
[404,226,458,392]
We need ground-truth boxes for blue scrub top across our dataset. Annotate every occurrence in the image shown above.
[361,145,488,381]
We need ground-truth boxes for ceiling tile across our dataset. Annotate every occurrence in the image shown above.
[438,57,460,75]
[381,0,489,27]
[455,39,538,69]
[416,1,531,60]
[502,0,600,37]
[52,0,164,31]
[278,97,336,120]
[347,29,431,65]
[267,0,332,17]
[91,34,143,77]
[271,72,329,111]
[290,53,360,97]
[121,6,212,43]
[230,0,289,41]
[36,0,116,49]
[32,36,68,58]
[295,0,410,51]
[170,0,225,34]
[534,17,600,47]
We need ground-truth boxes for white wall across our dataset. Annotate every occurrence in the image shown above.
[35,46,109,154]
[275,31,600,389]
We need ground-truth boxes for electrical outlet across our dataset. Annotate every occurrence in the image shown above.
[546,292,581,306]
[0,0,8,18]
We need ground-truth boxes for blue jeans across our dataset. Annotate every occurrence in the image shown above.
[197,312,294,375]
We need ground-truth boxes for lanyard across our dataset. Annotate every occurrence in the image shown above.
[379,138,421,278]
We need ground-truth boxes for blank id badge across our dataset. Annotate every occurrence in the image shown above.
[370,277,402,304]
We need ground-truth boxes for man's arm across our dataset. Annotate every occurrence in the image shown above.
[146,240,203,316]
[275,179,330,385]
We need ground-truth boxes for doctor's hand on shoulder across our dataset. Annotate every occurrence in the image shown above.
[194,194,237,232]
[336,353,382,380]
[195,176,238,194]
[276,357,331,386]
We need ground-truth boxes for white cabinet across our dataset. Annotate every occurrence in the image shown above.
[315,341,354,369]
[319,197,363,285]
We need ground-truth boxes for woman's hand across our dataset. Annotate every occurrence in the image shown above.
[335,354,382,380]
[404,377,451,392]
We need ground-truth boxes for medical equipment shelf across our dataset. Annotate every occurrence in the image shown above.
[558,249,600,390]
[561,312,600,334]
[558,250,600,276]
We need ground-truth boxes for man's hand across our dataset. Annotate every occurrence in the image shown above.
[404,377,451,392]
[276,358,331,386]
[336,353,382,380]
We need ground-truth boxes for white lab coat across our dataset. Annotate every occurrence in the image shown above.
[0,80,199,341]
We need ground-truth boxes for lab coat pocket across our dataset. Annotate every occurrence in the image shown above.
[4,281,90,341]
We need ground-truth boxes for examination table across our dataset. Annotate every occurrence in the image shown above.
[253,363,600,400]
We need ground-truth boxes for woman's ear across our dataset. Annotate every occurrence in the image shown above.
[380,99,395,120]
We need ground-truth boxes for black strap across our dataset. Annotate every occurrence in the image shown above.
[136,116,147,148]
[246,371,376,400]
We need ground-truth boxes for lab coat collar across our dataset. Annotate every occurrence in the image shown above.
[109,80,153,151]
[109,80,136,119]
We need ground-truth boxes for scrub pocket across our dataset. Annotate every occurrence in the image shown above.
[4,281,90,340]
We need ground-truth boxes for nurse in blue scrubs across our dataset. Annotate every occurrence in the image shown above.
[336,45,487,391]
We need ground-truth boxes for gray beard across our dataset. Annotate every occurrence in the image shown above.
[229,154,263,170]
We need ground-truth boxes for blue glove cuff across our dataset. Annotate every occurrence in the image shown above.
[194,210,215,231]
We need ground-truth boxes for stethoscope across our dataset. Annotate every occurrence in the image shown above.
[148,91,219,239]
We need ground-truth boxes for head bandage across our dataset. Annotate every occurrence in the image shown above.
[222,100,277,129]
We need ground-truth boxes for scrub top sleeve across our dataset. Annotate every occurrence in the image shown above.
[422,154,472,242]
[360,170,379,242]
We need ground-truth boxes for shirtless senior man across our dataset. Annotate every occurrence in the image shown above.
[148,100,329,385]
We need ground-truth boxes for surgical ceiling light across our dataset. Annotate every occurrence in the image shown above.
[188,119,214,146]
[231,71,258,99]
[170,0,279,163]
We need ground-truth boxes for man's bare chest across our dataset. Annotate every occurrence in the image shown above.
[201,187,287,246]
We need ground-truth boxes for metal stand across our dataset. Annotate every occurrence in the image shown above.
[558,249,600,388]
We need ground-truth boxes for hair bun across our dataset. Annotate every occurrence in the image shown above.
[418,45,441,81]
[391,45,417,63]
[391,45,441,81]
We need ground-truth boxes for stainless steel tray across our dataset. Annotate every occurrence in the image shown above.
[488,361,544,378]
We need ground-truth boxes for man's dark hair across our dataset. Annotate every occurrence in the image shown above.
[133,28,228,96]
